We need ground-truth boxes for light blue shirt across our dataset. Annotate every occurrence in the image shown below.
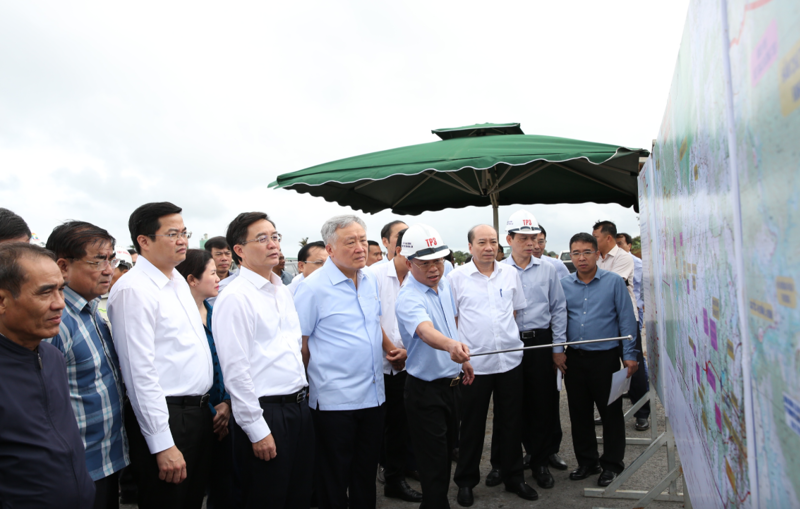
[558,269,638,361]
[542,255,571,280]
[631,253,643,315]
[294,258,385,410]
[502,256,567,344]
[396,273,461,381]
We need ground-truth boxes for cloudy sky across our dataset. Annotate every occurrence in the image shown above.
[0,1,689,255]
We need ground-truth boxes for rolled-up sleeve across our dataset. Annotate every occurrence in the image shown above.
[212,293,270,443]
[108,287,173,454]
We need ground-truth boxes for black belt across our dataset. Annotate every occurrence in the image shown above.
[429,375,462,387]
[259,388,308,405]
[519,328,550,340]
[165,394,210,407]
[566,347,617,358]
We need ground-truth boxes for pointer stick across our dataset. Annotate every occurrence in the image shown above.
[469,335,633,357]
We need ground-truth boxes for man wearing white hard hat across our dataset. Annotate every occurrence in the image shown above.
[448,224,539,505]
[395,223,473,509]
[487,210,569,490]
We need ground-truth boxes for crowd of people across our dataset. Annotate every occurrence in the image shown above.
[0,203,647,509]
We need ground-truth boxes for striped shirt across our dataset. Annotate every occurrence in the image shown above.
[45,287,129,481]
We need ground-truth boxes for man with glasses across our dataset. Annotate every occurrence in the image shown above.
[448,224,538,505]
[287,241,327,296]
[557,233,638,487]
[395,223,473,509]
[108,202,214,509]
[213,212,314,507]
[294,215,385,508]
[533,225,570,280]
[44,221,129,509]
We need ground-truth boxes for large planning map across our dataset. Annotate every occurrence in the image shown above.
[640,0,800,507]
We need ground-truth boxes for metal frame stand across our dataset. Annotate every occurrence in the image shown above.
[596,390,658,446]
[584,397,691,509]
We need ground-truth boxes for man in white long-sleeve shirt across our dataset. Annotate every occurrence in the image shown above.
[212,212,314,508]
[108,202,214,509]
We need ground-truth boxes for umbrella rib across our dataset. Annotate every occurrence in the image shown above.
[392,172,436,207]
[492,163,551,195]
[596,162,638,176]
[446,172,479,194]
[428,173,481,195]
[473,169,483,193]
[551,162,631,196]
[354,179,378,191]
[487,164,514,195]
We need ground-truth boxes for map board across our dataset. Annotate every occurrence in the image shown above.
[639,0,800,507]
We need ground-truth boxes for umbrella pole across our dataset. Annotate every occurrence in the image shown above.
[491,195,499,232]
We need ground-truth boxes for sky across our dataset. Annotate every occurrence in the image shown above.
[0,0,691,255]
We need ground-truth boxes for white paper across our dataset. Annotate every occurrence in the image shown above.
[556,369,563,392]
[607,367,631,405]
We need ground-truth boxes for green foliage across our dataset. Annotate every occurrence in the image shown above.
[452,250,468,264]
[299,237,308,247]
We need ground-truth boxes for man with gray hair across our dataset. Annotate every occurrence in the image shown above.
[294,214,386,509]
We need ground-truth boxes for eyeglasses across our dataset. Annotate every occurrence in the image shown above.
[242,233,282,245]
[535,239,547,246]
[570,250,597,259]
[412,258,445,270]
[70,257,121,271]
[150,231,192,241]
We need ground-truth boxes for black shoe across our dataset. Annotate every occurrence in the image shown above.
[569,464,602,480]
[533,466,555,489]
[404,469,421,482]
[622,391,632,399]
[485,468,502,487]
[504,482,539,501]
[377,466,385,484]
[635,417,650,431]
[548,453,568,470]
[456,486,474,507]
[522,453,531,469]
[385,480,423,502]
[594,417,603,426]
[598,469,617,486]
[119,494,137,505]
[450,448,460,462]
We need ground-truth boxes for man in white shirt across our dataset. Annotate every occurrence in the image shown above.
[448,224,538,505]
[287,241,327,296]
[368,227,422,502]
[593,221,637,322]
[108,202,214,509]
[374,219,408,266]
[212,212,314,507]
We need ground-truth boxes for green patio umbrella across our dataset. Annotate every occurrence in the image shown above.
[269,124,648,231]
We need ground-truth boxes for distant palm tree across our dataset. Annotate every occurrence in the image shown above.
[299,237,308,247]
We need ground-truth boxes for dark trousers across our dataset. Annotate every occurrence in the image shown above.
[490,329,562,469]
[118,466,137,502]
[233,399,315,508]
[93,471,120,509]
[565,348,626,473]
[124,399,214,509]
[628,324,651,419]
[455,364,524,488]
[311,404,384,509]
[206,428,235,509]
[405,374,458,509]
[383,371,412,485]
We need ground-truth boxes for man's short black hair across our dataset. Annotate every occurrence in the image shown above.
[45,221,115,261]
[616,233,632,245]
[368,240,380,248]
[569,232,598,251]
[592,220,617,238]
[128,202,182,254]
[395,228,408,252]
[297,241,325,262]
[0,243,56,298]
[204,236,230,252]
[127,248,136,256]
[380,220,407,242]
[225,212,274,265]
[0,208,31,243]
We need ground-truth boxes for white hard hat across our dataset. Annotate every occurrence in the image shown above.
[505,210,541,234]
[115,247,133,269]
[400,224,451,261]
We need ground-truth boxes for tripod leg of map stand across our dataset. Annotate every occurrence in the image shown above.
[584,417,689,508]
[597,390,656,446]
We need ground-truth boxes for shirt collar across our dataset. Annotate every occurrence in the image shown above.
[570,268,606,284]
[601,244,621,261]
[323,257,366,286]
[136,255,174,289]
[63,286,99,315]
[507,255,540,271]
[466,259,499,278]
[407,272,442,295]
[387,258,399,280]
[239,266,282,289]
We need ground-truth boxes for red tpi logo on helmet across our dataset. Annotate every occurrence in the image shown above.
[522,219,532,226]
[425,237,437,247]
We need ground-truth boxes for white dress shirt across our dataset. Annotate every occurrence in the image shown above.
[597,244,638,321]
[212,267,308,443]
[207,268,239,306]
[286,273,304,296]
[447,261,527,375]
[108,256,213,454]
[369,259,405,375]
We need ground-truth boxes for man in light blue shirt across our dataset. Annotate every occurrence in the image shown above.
[533,224,571,280]
[395,223,472,509]
[294,215,385,509]
[557,233,638,488]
